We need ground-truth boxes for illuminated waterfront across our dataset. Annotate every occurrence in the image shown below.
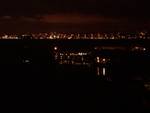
[0,40,150,112]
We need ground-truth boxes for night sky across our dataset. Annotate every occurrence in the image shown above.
[0,0,150,34]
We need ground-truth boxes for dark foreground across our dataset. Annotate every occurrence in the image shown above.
[0,40,150,113]
[1,63,150,113]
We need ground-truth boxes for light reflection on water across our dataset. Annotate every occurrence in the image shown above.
[103,68,106,76]
[97,67,106,76]
[54,52,110,77]
[53,51,150,90]
[97,67,100,76]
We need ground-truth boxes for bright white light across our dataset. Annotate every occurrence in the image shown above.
[49,36,53,39]
[102,58,106,62]
[143,48,146,51]
[103,68,106,76]
[54,47,58,50]
[78,53,83,56]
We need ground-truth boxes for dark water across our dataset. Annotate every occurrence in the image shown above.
[0,40,150,113]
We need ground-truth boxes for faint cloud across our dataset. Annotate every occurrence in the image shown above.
[2,15,13,20]
[20,14,128,24]
[21,16,37,22]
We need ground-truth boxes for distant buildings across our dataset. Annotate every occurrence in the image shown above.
[0,31,150,39]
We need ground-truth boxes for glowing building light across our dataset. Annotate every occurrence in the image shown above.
[23,60,30,63]
[102,58,106,62]
[135,47,139,49]
[82,57,84,61]
[60,56,63,60]
[97,57,100,63]
[67,56,70,59]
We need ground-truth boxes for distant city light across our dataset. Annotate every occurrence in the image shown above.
[143,48,146,51]
[54,47,58,50]
[97,57,100,63]
[60,56,63,60]
[0,31,150,39]
[23,60,30,63]
[102,58,106,62]
[81,57,84,61]
[67,56,70,59]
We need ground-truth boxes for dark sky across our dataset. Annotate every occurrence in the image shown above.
[0,0,150,34]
